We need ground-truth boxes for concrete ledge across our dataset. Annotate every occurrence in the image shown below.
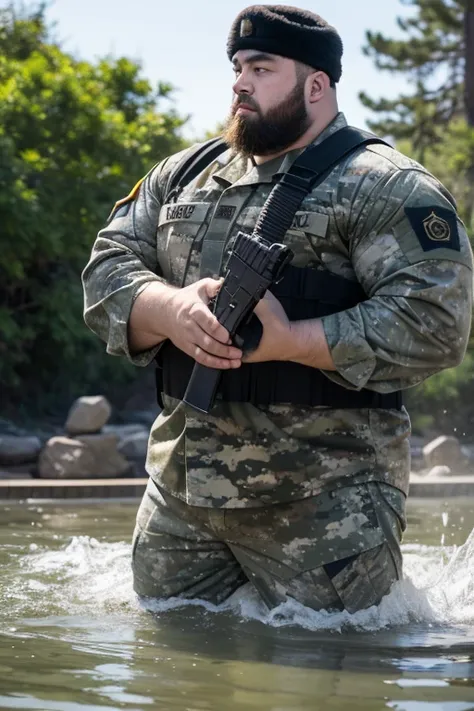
[0,477,148,500]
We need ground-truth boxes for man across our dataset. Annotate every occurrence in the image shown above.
[82,5,473,614]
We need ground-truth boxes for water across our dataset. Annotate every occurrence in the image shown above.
[1,497,474,711]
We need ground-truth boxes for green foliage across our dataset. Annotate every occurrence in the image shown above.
[361,0,474,432]
[201,122,226,140]
[359,0,465,160]
[406,351,474,435]
[0,3,188,415]
[397,118,474,232]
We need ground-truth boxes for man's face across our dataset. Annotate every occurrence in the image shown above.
[223,49,311,156]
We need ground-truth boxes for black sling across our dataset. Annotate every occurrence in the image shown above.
[158,127,403,410]
[165,136,229,203]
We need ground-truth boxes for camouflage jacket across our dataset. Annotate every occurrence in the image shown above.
[82,113,473,508]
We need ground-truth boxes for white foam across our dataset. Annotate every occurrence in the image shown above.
[15,528,474,632]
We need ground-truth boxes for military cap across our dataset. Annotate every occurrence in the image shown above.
[227,5,343,83]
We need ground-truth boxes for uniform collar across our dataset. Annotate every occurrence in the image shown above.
[212,112,348,188]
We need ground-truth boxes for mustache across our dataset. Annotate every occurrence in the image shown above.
[232,95,259,114]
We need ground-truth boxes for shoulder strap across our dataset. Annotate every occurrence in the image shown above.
[254,127,389,243]
[290,127,388,186]
[165,137,228,203]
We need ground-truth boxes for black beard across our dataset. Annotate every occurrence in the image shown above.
[223,79,310,157]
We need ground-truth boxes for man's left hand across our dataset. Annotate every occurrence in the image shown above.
[242,291,292,363]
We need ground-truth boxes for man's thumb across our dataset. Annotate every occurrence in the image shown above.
[201,277,224,301]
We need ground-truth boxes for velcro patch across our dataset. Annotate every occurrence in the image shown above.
[158,202,211,226]
[404,205,460,252]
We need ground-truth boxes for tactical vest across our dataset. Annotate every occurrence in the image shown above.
[155,134,403,411]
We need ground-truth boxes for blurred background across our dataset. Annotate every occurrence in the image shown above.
[0,0,473,444]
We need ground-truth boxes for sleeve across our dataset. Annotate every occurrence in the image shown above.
[82,158,171,367]
[320,168,474,392]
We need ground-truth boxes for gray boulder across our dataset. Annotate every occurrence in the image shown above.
[118,431,149,460]
[426,465,452,478]
[103,423,147,444]
[38,434,130,479]
[75,434,131,477]
[423,435,467,472]
[65,396,112,435]
[0,435,42,465]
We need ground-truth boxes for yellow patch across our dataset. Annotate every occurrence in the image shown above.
[112,177,145,212]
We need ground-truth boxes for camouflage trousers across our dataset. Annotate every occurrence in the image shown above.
[131,478,405,614]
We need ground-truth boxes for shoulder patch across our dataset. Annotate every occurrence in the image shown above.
[107,176,145,221]
[404,205,460,253]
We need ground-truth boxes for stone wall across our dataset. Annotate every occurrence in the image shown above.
[0,396,152,480]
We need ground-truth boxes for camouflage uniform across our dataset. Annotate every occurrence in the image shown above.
[82,113,473,612]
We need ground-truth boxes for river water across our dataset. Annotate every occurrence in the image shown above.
[1,496,474,711]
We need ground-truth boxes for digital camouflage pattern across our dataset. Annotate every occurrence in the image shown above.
[132,477,404,612]
[83,112,473,511]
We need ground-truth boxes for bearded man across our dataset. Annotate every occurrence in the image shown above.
[82,5,472,613]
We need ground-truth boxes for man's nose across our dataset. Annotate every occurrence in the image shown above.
[232,73,252,96]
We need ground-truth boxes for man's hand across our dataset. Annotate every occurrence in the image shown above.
[242,290,337,370]
[242,291,292,363]
[164,278,243,370]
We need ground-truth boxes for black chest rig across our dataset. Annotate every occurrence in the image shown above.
[156,131,402,411]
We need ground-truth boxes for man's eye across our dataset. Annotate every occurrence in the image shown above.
[255,67,267,74]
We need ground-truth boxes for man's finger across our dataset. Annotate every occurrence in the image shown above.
[192,345,242,370]
[194,327,242,359]
[185,322,242,359]
[193,305,230,344]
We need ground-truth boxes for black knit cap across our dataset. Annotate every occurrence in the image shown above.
[227,5,343,83]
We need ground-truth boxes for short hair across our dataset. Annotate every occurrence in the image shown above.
[295,61,336,90]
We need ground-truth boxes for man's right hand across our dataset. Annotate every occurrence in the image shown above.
[164,278,242,370]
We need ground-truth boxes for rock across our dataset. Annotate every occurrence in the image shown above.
[38,434,131,479]
[410,435,426,462]
[0,462,36,479]
[38,437,95,479]
[103,423,148,444]
[0,435,42,465]
[423,435,466,472]
[75,434,131,478]
[0,418,29,436]
[129,459,148,478]
[122,409,158,427]
[461,444,474,462]
[65,396,112,435]
[118,431,149,460]
[426,465,452,478]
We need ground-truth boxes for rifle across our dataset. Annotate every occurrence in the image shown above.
[182,231,293,413]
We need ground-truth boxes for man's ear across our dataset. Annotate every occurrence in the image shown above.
[308,71,331,103]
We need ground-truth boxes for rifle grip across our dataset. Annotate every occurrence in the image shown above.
[182,362,222,414]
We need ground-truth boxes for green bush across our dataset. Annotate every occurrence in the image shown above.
[0,4,187,416]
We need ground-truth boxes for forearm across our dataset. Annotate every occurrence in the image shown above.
[287,319,336,370]
[320,287,472,392]
[128,280,178,354]
[82,237,168,366]
[285,265,471,392]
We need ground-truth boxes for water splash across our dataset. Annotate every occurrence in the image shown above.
[9,528,474,632]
